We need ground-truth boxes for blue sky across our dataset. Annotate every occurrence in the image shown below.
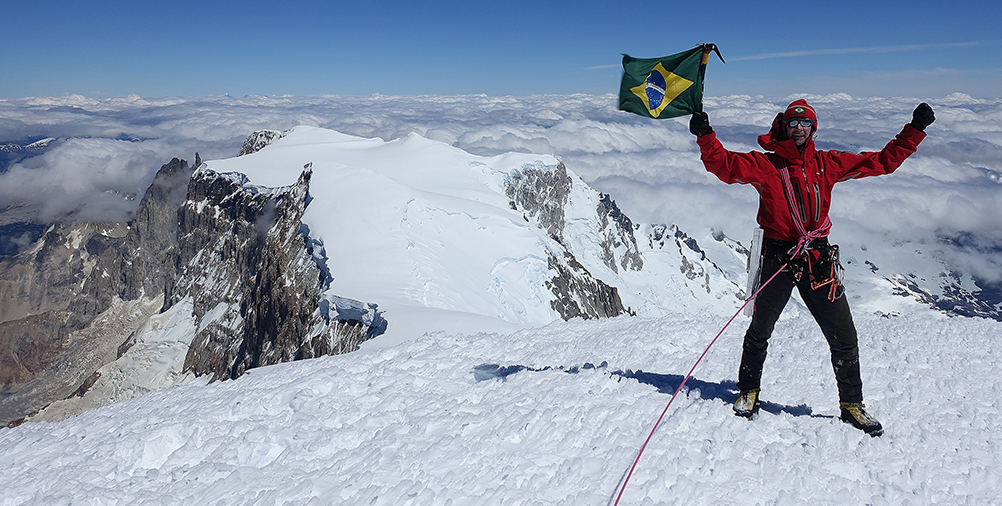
[3,0,1000,99]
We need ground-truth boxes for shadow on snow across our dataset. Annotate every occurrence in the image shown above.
[473,362,832,419]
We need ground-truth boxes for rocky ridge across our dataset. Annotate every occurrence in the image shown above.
[0,144,385,425]
[504,161,636,319]
[166,163,384,382]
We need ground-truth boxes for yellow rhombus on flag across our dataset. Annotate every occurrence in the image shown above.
[628,62,694,118]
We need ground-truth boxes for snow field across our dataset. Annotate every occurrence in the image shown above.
[208,128,574,340]
[2,310,1001,505]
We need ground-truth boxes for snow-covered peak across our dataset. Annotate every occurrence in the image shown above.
[205,126,742,348]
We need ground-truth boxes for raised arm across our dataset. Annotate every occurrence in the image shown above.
[830,103,933,181]
[690,112,770,185]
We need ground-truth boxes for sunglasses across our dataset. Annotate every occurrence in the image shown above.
[786,118,816,129]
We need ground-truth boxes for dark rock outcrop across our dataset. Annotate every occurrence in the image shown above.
[505,161,572,243]
[505,162,633,320]
[120,155,198,301]
[238,130,285,156]
[887,273,1002,320]
[0,220,133,394]
[0,155,196,425]
[1,145,386,424]
[596,193,643,274]
[545,251,629,320]
[168,163,384,382]
[0,312,68,388]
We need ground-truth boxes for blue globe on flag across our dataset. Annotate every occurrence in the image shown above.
[645,71,667,110]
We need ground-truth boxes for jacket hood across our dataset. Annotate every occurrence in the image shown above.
[758,111,816,161]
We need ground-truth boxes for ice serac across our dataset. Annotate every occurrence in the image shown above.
[167,162,383,382]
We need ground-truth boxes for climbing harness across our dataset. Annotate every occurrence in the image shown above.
[776,162,843,302]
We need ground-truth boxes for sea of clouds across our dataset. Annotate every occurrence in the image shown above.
[1,92,1000,283]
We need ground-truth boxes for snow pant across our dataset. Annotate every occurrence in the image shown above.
[737,238,864,403]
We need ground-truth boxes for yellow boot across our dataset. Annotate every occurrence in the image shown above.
[840,402,883,437]
[733,389,760,418]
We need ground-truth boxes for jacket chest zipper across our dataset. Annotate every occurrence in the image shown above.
[792,165,809,226]
[800,165,819,226]
[813,182,821,222]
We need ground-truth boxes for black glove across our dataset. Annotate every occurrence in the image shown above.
[689,111,713,137]
[910,102,935,131]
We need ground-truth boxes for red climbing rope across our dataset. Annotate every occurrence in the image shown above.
[612,166,835,504]
[609,220,828,505]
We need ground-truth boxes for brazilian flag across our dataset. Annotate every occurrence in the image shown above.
[619,46,705,119]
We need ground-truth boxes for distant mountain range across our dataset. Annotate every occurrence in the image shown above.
[0,137,54,173]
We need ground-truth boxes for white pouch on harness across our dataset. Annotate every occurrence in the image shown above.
[744,227,765,316]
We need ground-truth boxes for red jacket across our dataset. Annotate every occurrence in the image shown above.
[696,116,927,242]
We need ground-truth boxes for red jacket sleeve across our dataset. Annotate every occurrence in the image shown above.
[829,123,927,182]
[696,132,772,185]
